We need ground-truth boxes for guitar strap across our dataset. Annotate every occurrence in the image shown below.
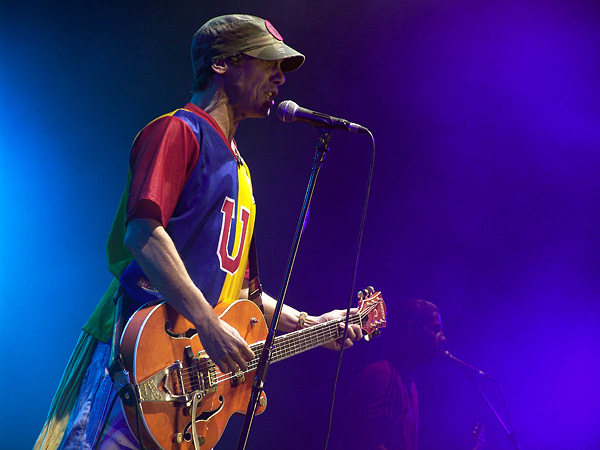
[247,234,264,312]
[107,284,149,450]
[108,284,136,406]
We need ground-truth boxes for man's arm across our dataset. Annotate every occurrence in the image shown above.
[123,217,254,374]
[240,289,363,350]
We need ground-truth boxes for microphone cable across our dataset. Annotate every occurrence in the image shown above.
[323,128,376,450]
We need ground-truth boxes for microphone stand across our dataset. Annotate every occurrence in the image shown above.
[236,127,333,450]
[466,373,522,450]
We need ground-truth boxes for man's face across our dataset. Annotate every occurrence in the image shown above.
[224,56,286,121]
[415,311,446,364]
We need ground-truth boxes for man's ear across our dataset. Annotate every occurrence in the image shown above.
[211,59,228,75]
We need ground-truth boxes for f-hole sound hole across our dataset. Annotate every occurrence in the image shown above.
[183,395,225,442]
[164,320,197,339]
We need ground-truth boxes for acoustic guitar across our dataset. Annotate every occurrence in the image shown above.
[119,288,386,449]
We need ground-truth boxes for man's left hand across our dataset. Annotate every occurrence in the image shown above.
[315,308,363,350]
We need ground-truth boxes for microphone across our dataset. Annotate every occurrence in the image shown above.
[442,350,493,380]
[277,100,369,134]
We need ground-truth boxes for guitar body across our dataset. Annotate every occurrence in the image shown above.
[120,300,268,450]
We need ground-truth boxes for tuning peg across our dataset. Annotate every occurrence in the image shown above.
[357,287,373,300]
[363,329,383,342]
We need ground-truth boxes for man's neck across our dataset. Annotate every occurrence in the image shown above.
[190,89,237,142]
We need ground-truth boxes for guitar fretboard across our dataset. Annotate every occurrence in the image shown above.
[245,310,367,371]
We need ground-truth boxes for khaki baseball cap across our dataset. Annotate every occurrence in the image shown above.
[191,14,305,75]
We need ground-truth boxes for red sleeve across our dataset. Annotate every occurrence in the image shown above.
[126,114,200,227]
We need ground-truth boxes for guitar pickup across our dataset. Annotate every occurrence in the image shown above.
[191,353,218,394]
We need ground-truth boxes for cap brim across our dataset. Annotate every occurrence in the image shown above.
[244,43,305,72]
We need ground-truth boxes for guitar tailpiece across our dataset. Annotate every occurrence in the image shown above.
[190,392,206,449]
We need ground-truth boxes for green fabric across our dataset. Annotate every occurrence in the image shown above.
[105,171,134,279]
[81,278,121,343]
[33,331,98,450]
[35,175,133,447]
[82,172,133,343]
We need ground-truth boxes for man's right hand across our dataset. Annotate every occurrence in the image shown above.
[197,314,255,374]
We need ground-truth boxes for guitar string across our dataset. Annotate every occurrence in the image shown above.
[166,302,383,393]
[174,313,365,391]
[176,302,382,388]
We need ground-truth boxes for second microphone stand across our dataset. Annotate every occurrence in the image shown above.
[467,373,521,450]
[236,128,333,450]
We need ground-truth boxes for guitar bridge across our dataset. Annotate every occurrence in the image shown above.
[230,370,245,387]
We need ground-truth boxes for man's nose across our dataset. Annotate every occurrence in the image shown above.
[273,67,285,85]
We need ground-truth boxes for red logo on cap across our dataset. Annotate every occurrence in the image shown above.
[265,20,283,41]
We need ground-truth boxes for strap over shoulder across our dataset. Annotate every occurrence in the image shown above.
[247,235,263,311]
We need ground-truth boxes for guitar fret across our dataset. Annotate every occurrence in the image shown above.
[233,312,367,371]
[271,314,364,362]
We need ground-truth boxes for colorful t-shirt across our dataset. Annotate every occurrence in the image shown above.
[83,103,255,342]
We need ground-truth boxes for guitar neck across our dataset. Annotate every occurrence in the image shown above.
[248,313,363,365]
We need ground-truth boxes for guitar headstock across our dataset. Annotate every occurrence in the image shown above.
[356,286,387,341]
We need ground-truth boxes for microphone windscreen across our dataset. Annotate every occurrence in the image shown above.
[277,100,298,123]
